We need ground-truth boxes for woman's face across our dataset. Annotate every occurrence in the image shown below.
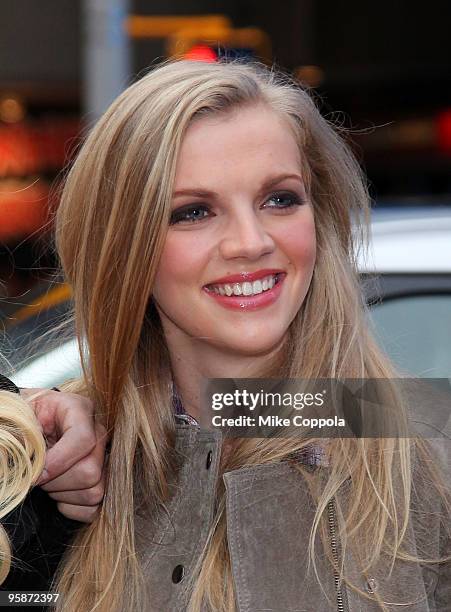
[152,104,316,358]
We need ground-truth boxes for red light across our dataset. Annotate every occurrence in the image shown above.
[183,44,217,63]
[0,181,50,241]
[437,109,451,153]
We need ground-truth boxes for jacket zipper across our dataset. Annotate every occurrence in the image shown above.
[327,497,349,612]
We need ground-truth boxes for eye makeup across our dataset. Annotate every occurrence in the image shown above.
[169,190,305,225]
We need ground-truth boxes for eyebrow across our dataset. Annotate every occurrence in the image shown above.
[172,173,304,199]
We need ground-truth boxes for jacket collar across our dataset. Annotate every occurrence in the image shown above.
[173,413,328,468]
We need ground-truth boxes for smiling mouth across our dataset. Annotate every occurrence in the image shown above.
[204,272,284,297]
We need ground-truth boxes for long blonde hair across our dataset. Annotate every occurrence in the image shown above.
[52,60,450,611]
[0,391,46,583]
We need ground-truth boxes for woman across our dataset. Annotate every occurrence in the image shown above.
[0,389,45,583]
[2,59,451,611]
[0,381,98,599]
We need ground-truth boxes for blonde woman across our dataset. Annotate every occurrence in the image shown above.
[0,374,106,525]
[2,59,451,611]
[0,387,46,585]
[0,377,105,598]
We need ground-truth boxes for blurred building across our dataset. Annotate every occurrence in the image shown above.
[0,0,450,333]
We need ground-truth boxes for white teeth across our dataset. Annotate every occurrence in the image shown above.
[242,282,253,296]
[252,280,263,294]
[209,274,281,297]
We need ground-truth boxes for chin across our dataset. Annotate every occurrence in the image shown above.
[210,330,287,358]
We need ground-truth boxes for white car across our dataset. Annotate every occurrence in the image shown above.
[10,207,451,387]
[358,207,451,378]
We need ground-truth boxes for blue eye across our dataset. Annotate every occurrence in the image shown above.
[169,191,304,225]
[265,192,303,209]
[169,205,210,225]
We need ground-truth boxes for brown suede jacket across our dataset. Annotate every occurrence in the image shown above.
[1,376,450,611]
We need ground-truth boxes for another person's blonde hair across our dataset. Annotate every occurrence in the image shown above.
[0,390,46,583]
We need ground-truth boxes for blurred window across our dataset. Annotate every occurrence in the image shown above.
[370,294,451,377]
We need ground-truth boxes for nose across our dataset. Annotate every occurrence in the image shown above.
[218,209,275,261]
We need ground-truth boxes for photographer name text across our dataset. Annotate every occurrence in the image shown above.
[211,414,345,428]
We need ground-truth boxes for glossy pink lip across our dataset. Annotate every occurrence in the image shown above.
[202,273,286,311]
[205,268,284,286]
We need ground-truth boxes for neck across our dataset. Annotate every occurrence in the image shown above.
[167,335,287,422]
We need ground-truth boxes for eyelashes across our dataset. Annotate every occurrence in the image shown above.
[265,192,304,209]
[169,191,305,225]
[170,205,210,225]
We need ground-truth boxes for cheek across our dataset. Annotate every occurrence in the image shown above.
[279,217,317,271]
[152,234,209,302]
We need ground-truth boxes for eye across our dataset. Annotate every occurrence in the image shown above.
[264,191,304,210]
[169,204,211,225]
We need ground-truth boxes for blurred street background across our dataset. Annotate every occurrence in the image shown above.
[1,0,450,379]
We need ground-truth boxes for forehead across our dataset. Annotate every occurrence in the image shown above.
[174,105,303,187]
